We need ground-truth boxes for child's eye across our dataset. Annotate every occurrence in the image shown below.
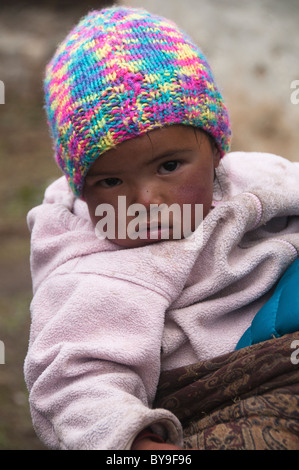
[159,161,180,174]
[97,177,122,188]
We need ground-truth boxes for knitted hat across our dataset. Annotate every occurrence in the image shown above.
[44,7,231,197]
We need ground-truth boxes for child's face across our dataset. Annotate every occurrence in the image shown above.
[83,125,220,248]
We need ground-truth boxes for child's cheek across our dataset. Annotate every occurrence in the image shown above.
[176,182,213,219]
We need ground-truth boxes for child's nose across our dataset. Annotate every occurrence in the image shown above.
[132,182,163,209]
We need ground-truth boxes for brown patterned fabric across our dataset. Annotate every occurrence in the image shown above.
[154,332,299,450]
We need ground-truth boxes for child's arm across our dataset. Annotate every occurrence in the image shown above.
[24,271,183,450]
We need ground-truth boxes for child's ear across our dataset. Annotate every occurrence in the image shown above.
[213,146,221,169]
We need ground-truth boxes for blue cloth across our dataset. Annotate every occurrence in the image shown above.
[236,257,299,350]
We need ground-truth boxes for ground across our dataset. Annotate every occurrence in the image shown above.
[0,0,298,450]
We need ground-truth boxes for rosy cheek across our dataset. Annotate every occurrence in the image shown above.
[174,184,204,205]
[178,182,214,219]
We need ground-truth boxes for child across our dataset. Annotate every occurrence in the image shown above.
[25,7,299,450]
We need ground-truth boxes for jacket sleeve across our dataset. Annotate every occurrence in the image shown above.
[24,270,183,450]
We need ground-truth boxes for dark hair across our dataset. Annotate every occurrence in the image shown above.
[193,127,219,154]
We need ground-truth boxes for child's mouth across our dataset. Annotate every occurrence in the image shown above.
[144,224,173,240]
[125,220,175,242]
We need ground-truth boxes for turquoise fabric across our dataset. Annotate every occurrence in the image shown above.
[236,257,299,350]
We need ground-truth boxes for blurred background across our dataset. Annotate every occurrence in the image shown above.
[0,0,298,450]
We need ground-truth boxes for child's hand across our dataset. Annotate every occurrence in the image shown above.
[131,437,185,450]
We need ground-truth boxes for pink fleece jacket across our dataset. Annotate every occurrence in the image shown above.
[24,151,299,450]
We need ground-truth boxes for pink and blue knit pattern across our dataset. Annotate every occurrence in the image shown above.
[44,7,231,197]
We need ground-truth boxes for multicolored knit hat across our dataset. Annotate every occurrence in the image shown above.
[44,7,231,197]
